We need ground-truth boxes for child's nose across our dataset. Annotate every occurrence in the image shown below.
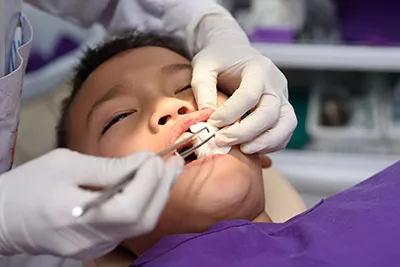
[149,98,194,132]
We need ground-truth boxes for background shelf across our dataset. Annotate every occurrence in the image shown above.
[253,43,400,72]
[270,150,399,207]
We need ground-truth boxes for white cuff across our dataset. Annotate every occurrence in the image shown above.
[163,0,219,41]
[27,0,110,28]
[184,3,249,56]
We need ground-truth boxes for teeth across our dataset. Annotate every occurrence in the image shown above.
[189,122,231,158]
[174,132,193,145]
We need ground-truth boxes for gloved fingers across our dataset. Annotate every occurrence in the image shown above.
[133,156,184,234]
[98,156,167,223]
[71,151,154,187]
[240,104,297,154]
[59,187,122,235]
[56,186,97,219]
[99,156,182,225]
[208,62,265,127]
[214,94,280,147]
[67,187,137,246]
[41,185,122,259]
[191,59,219,110]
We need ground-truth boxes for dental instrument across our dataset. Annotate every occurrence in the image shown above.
[72,126,215,218]
[190,122,232,157]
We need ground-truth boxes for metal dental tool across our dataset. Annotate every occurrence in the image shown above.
[72,126,215,218]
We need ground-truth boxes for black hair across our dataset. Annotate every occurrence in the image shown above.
[56,30,190,148]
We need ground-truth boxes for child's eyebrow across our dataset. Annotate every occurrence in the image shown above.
[161,63,192,76]
[86,84,125,128]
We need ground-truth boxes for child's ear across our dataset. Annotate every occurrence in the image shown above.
[259,155,272,168]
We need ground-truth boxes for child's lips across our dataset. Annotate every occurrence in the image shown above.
[183,153,226,169]
[173,132,197,160]
[173,132,194,146]
[168,109,214,147]
[185,145,241,169]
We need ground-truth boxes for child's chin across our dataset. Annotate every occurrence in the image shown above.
[184,154,260,195]
[181,147,259,177]
[170,153,264,228]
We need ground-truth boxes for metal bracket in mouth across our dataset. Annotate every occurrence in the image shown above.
[174,130,215,158]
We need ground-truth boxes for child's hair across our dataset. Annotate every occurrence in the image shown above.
[56,30,190,148]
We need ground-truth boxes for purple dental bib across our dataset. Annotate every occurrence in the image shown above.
[132,162,400,267]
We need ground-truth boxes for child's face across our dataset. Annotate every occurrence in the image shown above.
[67,46,264,235]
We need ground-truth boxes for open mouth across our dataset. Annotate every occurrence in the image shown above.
[175,130,199,165]
[168,110,223,166]
[172,121,230,166]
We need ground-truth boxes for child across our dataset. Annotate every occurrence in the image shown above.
[57,31,400,266]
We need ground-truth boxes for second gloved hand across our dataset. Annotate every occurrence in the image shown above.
[188,4,298,154]
[0,149,183,260]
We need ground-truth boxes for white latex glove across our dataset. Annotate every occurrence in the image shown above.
[0,149,183,260]
[188,4,298,154]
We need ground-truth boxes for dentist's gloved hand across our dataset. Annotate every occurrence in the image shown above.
[0,149,183,260]
[189,4,297,154]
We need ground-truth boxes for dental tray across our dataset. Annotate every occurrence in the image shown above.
[307,72,381,143]
[306,73,400,154]
[384,78,400,141]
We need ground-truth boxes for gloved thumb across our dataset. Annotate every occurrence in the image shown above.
[191,58,219,110]
[163,155,184,186]
[70,150,155,188]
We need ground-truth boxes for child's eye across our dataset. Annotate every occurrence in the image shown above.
[175,84,191,94]
[102,112,134,135]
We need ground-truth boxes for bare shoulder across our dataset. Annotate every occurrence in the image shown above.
[83,248,135,267]
[262,168,307,223]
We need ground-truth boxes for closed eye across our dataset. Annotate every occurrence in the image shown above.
[175,84,191,94]
[102,111,134,135]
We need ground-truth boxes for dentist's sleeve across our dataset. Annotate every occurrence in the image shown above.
[24,0,217,36]
[0,254,81,267]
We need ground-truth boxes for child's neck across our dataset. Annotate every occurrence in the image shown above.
[252,211,271,223]
[128,212,272,256]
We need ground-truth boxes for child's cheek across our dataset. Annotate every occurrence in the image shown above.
[216,93,228,107]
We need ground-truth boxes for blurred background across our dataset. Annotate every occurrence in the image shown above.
[17,0,399,207]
